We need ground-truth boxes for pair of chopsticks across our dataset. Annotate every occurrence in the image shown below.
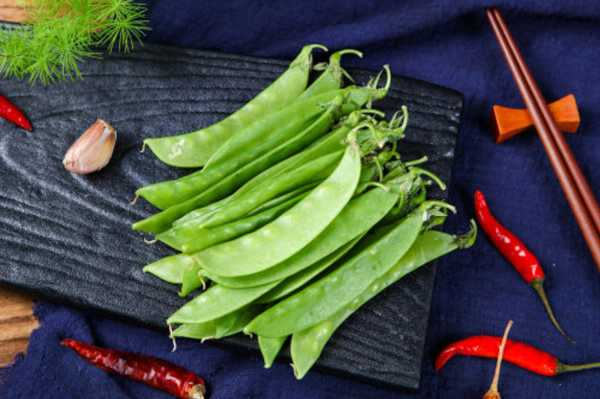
[486,8,600,271]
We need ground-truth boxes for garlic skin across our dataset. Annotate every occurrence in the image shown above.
[63,119,117,175]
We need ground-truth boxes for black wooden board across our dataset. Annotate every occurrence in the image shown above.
[0,43,462,390]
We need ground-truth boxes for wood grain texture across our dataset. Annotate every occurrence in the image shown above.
[0,0,26,23]
[0,43,462,389]
[0,286,38,367]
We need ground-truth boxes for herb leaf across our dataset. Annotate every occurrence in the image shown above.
[0,0,149,84]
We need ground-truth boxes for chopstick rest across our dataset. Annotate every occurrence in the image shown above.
[492,94,580,143]
[487,8,600,270]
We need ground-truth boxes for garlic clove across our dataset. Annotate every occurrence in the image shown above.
[63,119,117,175]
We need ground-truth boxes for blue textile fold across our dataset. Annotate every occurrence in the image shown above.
[2,1,600,398]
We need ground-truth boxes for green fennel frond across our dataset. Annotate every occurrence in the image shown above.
[0,0,149,84]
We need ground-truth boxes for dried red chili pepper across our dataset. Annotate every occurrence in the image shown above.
[61,338,206,399]
[0,94,32,131]
[474,190,570,341]
[435,336,600,376]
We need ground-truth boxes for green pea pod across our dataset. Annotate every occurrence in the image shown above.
[195,144,361,278]
[257,235,363,304]
[180,191,308,253]
[290,224,477,379]
[143,44,326,168]
[202,91,339,175]
[203,172,418,288]
[203,74,390,173]
[173,183,316,236]
[156,189,307,252]
[175,222,358,310]
[172,115,363,228]
[143,253,195,284]
[168,282,278,325]
[244,202,441,337]
[259,336,287,369]
[133,152,341,234]
[137,112,318,210]
[193,150,343,230]
[179,264,205,297]
[137,94,343,210]
[247,183,316,216]
[172,305,263,340]
[298,49,362,100]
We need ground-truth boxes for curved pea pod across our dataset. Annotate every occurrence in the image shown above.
[202,90,341,175]
[298,49,362,100]
[257,235,363,304]
[173,114,364,227]
[172,305,263,340]
[143,253,195,284]
[246,183,316,216]
[137,94,343,210]
[132,150,328,235]
[290,224,478,379]
[204,70,390,173]
[259,336,287,369]
[179,264,205,297]
[244,202,439,338]
[194,150,343,230]
[195,144,361,278]
[143,44,326,168]
[203,172,418,288]
[132,140,342,235]
[167,282,278,325]
[156,189,307,252]
[174,183,316,233]
[182,191,308,254]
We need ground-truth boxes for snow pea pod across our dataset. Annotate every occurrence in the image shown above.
[168,282,278,325]
[201,91,339,175]
[138,94,343,210]
[143,44,326,168]
[172,113,363,228]
[132,149,339,234]
[203,73,389,173]
[143,253,195,284]
[244,203,436,337]
[156,189,307,252]
[203,172,418,288]
[298,49,362,100]
[290,225,477,378]
[259,336,287,369]
[195,144,361,278]
[179,265,205,297]
[172,305,263,340]
[182,191,308,254]
[247,183,316,216]
[173,183,316,234]
[193,150,343,230]
[257,235,363,304]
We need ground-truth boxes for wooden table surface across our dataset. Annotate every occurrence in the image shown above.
[0,0,38,368]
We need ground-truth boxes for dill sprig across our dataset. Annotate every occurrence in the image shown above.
[0,0,149,84]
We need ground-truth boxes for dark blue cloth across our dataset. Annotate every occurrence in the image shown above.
[2,1,600,398]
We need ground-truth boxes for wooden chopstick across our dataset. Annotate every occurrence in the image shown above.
[489,8,600,234]
[486,8,600,271]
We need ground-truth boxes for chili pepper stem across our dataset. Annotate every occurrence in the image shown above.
[558,361,600,374]
[531,278,574,343]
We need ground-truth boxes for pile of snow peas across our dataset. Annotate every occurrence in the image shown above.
[134,45,477,378]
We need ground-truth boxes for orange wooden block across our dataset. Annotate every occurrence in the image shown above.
[492,94,580,143]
